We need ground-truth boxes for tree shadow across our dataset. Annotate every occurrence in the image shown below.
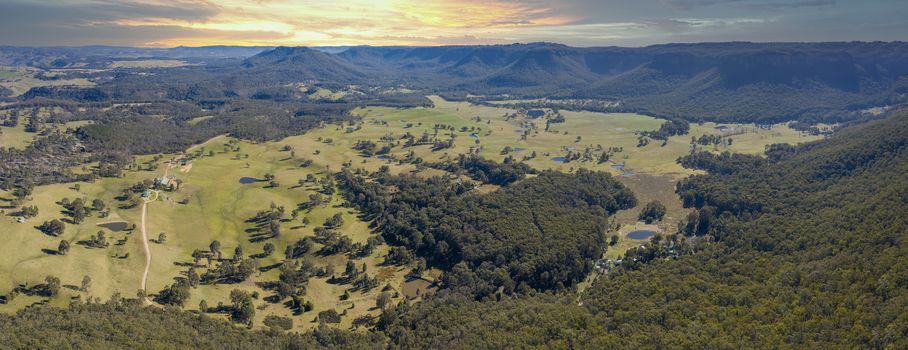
[41,249,59,255]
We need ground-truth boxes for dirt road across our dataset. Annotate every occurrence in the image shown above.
[139,197,151,302]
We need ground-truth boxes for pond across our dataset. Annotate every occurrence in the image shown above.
[627,230,656,240]
[346,127,355,132]
[469,133,479,138]
[551,156,566,162]
[619,172,636,177]
[239,177,260,184]
[610,164,625,169]
[97,221,129,232]
[376,155,389,160]
[513,147,527,152]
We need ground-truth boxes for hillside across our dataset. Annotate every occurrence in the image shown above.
[333,42,908,123]
[376,108,908,349]
[579,108,908,347]
[2,106,904,349]
[6,42,907,124]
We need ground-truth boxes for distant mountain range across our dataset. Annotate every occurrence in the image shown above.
[233,42,908,123]
[0,45,274,67]
[4,42,908,123]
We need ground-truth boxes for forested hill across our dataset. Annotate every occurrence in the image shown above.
[375,109,908,349]
[578,108,908,348]
[266,42,908,123]
[8,42,908,124]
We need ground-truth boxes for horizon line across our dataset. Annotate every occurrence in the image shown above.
[2,40,906,50]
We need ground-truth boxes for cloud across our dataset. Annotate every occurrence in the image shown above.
[0,0,903,47]
[666,0,835,11]
[752,0,836,10]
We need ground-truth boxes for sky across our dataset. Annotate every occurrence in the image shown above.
[0,0,906,47]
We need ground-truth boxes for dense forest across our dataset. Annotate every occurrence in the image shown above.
[576,110,908,348]
[0,301,383,349]
[373,106,908,349]
[338,168,636,297]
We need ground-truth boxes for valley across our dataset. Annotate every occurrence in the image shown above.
[0,37,905,349]
[0,94,819,331]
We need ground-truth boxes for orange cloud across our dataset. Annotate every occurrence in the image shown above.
[100,0,581,46]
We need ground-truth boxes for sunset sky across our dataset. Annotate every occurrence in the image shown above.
[1,0,906,47]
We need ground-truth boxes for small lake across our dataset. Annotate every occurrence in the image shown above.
[627,230,656,240]
[239,177,260,184]
[551,156,566,162]
[610,164,625,169]
[98,221,129,231]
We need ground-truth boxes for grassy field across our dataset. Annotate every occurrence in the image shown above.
[0,135,412,331]
[187,115,215,125]
[307,87,349,101]
[0,107,91,149]
[0,67,94,96]
[0,96,823,330]
[109,60,189,68]
[0,123,34,149]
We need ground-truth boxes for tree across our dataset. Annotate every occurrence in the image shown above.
[263,315,293,331]
[230,289,255,325]
[209,240,221,259]
[199,299,208,313]
[80,276,91,292]
[58,240,70,255]
[91,199,105,211]
[156,281,190,307]
[317,309,341,324]
[412,258,427,276]
[263,243,275,257]
[234,246,244,262]
[44,276,61,297]
[345,260,357,278]
[285,238,312,260]
[324,213,344,228]
[19,205,38,218]
[38,219,65,236]
[157,232,167,244]
[188,268,200,288]
[376,292,392,311]
[639,200,667,224]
